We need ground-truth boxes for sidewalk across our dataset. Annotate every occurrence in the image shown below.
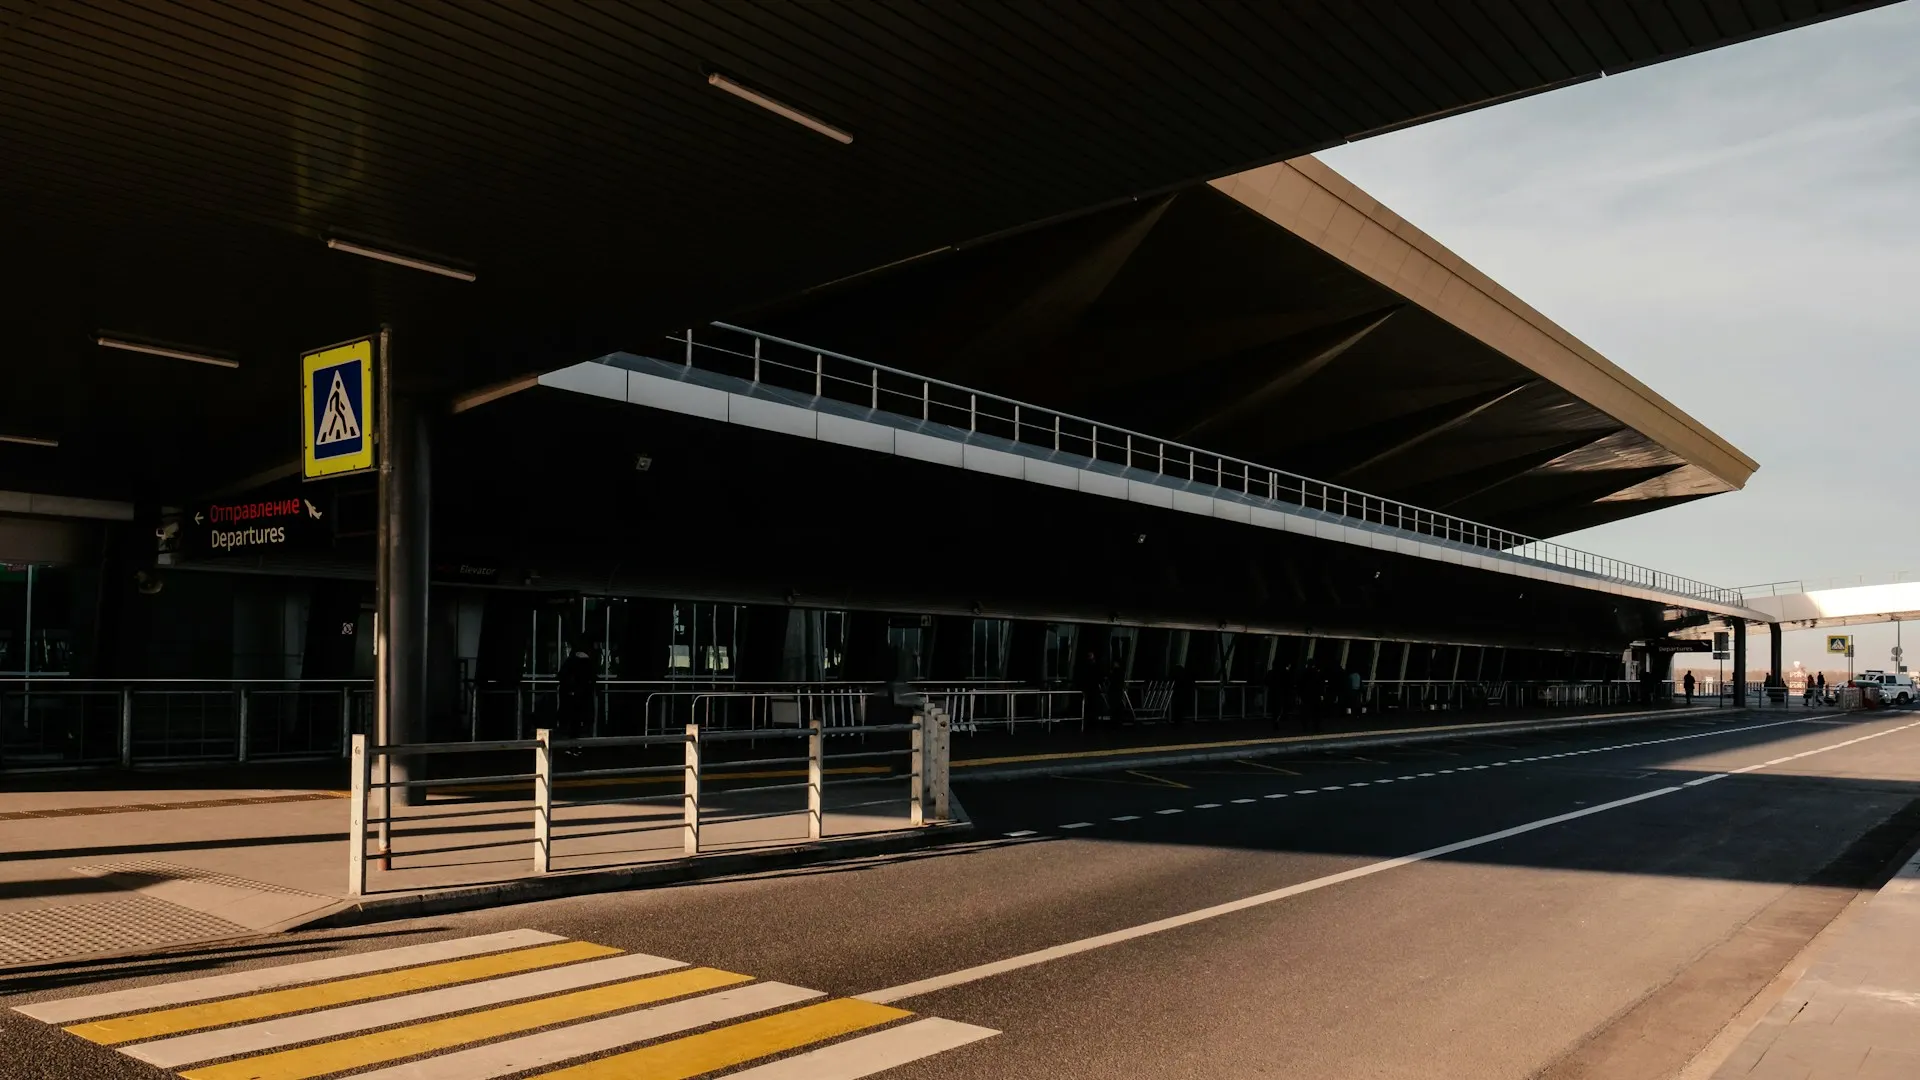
[0,701,1740,970]
[1711,845,1920,1079]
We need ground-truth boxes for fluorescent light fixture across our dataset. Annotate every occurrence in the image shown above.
[0,434,59,448]
[707,72,853,144]
[326,238,478,281]
[95,335,239,369]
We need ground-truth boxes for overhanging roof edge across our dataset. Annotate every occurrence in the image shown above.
[1208,157,1759,493]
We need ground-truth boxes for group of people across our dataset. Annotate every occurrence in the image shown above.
[1263,660,1365,732]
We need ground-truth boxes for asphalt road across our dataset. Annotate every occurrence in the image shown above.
[8,708,1920,1080]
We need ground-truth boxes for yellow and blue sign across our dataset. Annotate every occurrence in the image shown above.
[302,337,375,479]
[1827,634,1853,655]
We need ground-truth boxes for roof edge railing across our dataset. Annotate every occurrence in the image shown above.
[648,323,1744,610]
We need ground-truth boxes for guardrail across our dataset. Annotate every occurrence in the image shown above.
[1,677,370,769]
[656,323,1745,609]
[347,708,951,896]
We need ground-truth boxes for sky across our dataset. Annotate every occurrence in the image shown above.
[1317,1,1920,672]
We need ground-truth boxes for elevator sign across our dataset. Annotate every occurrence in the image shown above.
[302,337,375,479]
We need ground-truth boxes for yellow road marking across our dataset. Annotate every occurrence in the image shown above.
[1047,771,1187,789]
[530,998,910,1080]
[179,967,750,1080]
[1233,759,1301,775]
[68,941,618,1045]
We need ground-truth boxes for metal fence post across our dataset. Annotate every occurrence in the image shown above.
[807,719,823,841]
[910,712,926,827]
[347,734,368,897]
[533,728,552,874]
[932,707,951,822]
[119,686,133,767]
[236,687,249,763]
[683,724,701,856]
[339,687,352,759]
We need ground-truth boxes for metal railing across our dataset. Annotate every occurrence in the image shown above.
[653,323,1744,609]
[347,708,951,896]
[1,677,371,770]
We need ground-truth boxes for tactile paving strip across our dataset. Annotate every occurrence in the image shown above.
[71,860,333,899]
[0,895,246,965]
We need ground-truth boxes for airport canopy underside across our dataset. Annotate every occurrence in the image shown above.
[749,157,1757,540]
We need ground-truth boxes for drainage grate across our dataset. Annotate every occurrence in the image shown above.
[0,896,246,965]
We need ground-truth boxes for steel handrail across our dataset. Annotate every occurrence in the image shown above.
[670,323,1744,608]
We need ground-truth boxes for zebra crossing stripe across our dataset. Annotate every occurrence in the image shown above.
[68,940,619,1045]
[125,951,687,1068]
[527,998,910,1080]
[722,1017,998,1078]
[342,981,824,1080]
[14,929,563,1024]
[16,929,1000,1079]
[178,967,751,1080]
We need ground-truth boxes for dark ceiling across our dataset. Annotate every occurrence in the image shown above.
[0,0,1888,502]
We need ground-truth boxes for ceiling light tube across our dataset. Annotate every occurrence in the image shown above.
[95,335,239,369]
[326,238,478,281]
[0,434,59,448]
[707,72,853,144]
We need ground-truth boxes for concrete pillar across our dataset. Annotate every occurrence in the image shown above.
[1770,623,1783,689]
[377,328,432,807]
[1730,617,1747,708]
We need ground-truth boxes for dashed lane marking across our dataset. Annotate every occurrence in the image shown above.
[1154,809,1183,815]
[15,931,996,1080]
[1024,715,1845,837]
[863,717,1918,1004]
[1193,803,1222,809]
[1002,830,1037,838]
[1059,822,1093,830]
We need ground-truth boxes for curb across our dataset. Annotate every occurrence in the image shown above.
[289,817,974,932]
[950,706,1745,782]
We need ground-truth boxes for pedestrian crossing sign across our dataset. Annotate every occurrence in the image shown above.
[1827,634,1852,655]
[301,337,375,479]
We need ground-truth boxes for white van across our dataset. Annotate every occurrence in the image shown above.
[1856,670,1916,705]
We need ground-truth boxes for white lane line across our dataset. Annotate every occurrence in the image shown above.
[858,718,1918,1005]
[1398,775,1416,780]
[1728,720,1920,774]
[1155,808,1184,815]
[344,982,822,1080]
[1194,803,1222,809]
[723,1017,999,1079]
[1294,789,1318,795]
[123,951,686,1068]
[1110,815,1140,822]
[1059,822,1094,830]
[1004,830,1037,837]
[1231,798,1257,804]
[12,929,564,1025]
[1321,786,1344,791]
[1264,794,1287,799]
[1374,779,1393,784]
[1438,769,1455,774]
[1682,774,1729,787]
[1418,772,1435,777]
[1349,781,1370,786]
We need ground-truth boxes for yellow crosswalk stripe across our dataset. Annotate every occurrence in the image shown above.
[178,966,751,1080]
[528,998,912,1080]
[66,941,618,1046]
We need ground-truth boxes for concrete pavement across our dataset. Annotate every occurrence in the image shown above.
[7,707,1919,1078]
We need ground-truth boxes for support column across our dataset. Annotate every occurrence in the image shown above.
[1730,617,1747,708]
[1770,623,1783,696]
[377,327,433,807]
